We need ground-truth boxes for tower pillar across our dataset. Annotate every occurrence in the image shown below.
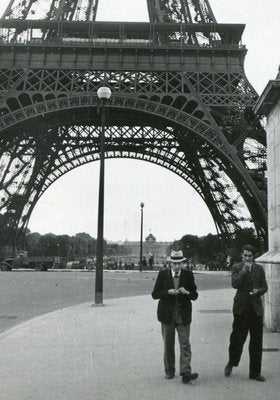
[254,69,280,332]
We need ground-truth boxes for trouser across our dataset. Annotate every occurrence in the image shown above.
[228,301,263,376]
[161,315,191,376]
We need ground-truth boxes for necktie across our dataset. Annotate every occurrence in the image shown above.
[174,272,180,278]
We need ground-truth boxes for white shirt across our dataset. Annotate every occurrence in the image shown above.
[171,269,181,278]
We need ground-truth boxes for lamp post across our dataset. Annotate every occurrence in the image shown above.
[139,202,144,272]
[95,86,112,305]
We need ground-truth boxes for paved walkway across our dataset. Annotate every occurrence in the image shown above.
[0,288,279,400]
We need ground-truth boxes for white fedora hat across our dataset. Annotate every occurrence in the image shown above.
[167,250,186,263]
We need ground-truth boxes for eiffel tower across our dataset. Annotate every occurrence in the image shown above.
[0,0,267,250]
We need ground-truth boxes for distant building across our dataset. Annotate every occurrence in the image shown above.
[121,234,172,266]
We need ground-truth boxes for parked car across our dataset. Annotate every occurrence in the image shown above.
[0,260,13,271]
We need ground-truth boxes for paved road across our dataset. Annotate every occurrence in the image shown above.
[1,289,279,400]
[0,270,231,333]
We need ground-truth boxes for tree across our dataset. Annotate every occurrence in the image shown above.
[38,233,59,256]
[25,232,41,255]
[72,233,98,258]
[198,234,223,261]
[172,233,224,264]
[56,235,72,258]
[180,234,200,259]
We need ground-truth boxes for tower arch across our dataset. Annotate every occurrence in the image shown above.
[0,0,267,249]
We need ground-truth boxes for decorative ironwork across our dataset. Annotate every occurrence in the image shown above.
[0,0,267,249]
[1,0,100,21]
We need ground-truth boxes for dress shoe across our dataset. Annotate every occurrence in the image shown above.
[249,374,266,382]
[165,374,174,379]
[182,372,199,383]
[224,362,233,377]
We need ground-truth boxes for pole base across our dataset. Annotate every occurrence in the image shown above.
[92,303,105,307]
[93,291,104,306]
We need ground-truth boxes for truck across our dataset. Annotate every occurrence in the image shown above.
[0,249,67,271]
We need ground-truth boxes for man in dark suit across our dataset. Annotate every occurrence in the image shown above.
[224,244,268,382]
[152,250,199,384]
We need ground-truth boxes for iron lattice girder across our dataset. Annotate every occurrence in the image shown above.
[0,69,257,111]
[2,74,266,234]
[2,1,216,25]
[0,122,253,239]
[0,68,253,95]
[147,0,216,24]
[0,117,266,247]
[0,87,263,179]
[0,93,243,157]
[0,69,257,123]
[1,0,100,21]
[0,18,246,55]
[0,2,267,246]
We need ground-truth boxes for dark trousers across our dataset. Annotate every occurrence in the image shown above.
[228,301,263,376]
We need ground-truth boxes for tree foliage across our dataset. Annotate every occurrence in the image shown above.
[24,231,132,260]
[25,231,98,259]
[173,228,262,264]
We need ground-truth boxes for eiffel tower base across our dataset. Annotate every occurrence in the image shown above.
[0,0,268,250]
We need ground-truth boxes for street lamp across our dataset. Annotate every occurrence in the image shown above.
[94,86,112,305]
[139,202,144,272]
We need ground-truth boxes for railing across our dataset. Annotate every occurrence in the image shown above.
[0,20,246,50]
[0,36,245,50]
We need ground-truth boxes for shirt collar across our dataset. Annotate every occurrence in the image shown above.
[171,269,181,277]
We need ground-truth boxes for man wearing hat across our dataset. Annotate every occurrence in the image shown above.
[152,250,199,384]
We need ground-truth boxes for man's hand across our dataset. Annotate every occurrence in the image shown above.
[168,289,178,296]
[250,289,259,296]
[242,262,252,273]
[178,287,190,295]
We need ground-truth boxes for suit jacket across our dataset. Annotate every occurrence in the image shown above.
[151,267,198,325]
[231,261,268,316]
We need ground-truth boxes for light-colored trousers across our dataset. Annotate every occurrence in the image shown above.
[161,309,191,376]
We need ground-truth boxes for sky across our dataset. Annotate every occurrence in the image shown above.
[0,0,279,242]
